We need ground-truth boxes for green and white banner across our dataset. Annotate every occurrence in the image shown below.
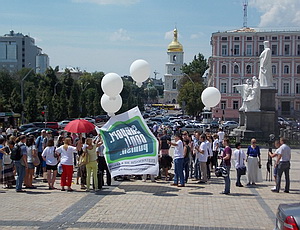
[99,106,159,177]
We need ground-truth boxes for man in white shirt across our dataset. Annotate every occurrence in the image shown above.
[217,128,225,148]
[196,134,208,183]
[272,138,291,193]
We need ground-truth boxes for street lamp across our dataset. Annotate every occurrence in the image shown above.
[21,67,40,124]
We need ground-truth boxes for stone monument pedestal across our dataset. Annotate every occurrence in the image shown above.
[232,87,278,141]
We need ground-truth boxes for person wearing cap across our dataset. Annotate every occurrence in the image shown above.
[35,130,47,178]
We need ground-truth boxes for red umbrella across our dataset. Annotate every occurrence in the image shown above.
[64,119,95,133]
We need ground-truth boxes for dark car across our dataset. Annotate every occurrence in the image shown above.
[20,127,39,136]
[45,122,59,130]
[19,123,36,132]
[210,120,220,129]
[275,203,300,230]
[26,128,59,137]
[95,115,109,123]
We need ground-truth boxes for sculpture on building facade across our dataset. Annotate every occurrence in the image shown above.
[259,41,273,87]
[234,76,261,112]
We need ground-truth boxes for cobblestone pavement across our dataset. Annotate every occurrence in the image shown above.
[0,148,299,230]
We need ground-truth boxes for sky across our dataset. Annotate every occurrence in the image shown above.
[1,0,300,79]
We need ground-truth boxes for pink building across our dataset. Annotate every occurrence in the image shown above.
[210,28,300,120]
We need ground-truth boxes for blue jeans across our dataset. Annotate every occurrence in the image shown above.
[174,158,185,185]
[15,160,25,191]
[224,166,231,193]
[184,158,189,183]
[194,159,201,180]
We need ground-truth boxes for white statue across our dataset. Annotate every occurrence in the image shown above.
[233,77,261,112]
[259,41,273,87]
[244,76,260,112]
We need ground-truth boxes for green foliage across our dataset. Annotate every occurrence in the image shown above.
[178,52,208,116]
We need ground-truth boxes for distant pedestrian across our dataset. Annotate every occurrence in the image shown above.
[233,142,246,187]
[217,128,225,148]
[24,136,37,189]
[0,140,16,188]
[169,133,185,187]
[220,138,231,195]
[246,138,261,185]
[15,135,28,192]
[183,139,191,183]
[42,139,58,190]
[268,140,281,191]
[272,138,291,193]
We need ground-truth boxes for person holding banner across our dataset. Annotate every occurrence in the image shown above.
[169,133,185,187]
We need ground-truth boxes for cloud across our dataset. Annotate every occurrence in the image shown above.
[164,30,181,40]
[72,0,139,5]
[110,28,131,41]
[249,0,300,27]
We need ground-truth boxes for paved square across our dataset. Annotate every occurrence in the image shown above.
[0,147,299,229]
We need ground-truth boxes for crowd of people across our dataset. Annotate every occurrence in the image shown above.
[150,124,292,195]
[0,124,292,195]
[0,129,111,192]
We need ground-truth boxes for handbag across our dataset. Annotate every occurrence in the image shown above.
[32,155,40,167]
[78,151,89,167]
[238,150,247,175]
[57,162,63,174]
[3,147,12,165]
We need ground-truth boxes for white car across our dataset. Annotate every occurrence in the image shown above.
[58,120,70,129]
[83,117,96,124]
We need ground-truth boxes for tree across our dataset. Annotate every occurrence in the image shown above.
[178,52,208,116]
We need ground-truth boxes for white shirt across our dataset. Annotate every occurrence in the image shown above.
[233,149,246,168]
[277,144,291,162]
[218,131,225,142]
[6,127,14,135]
[174,140,184,159]
[56,145,77,165]
[206,140,213,157]
[213,139,219,151]
[42,146,58,166]
[27,145,36,163]
[198,142,208,162]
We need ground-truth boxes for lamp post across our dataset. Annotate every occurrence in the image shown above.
[21,67,39,124]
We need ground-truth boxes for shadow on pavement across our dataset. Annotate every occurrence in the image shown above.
[189,191,213,196]
[227,193,257,197]
[94,191,126,196]
[153,193,178,197]
[118,184,180,195]
[25,191,52,195]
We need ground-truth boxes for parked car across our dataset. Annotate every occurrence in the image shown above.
[210,120,220,129]
[20,127,39,136]
[83,117,96,124]
[149,112,157,117]
[19,123,36,132]
[32,122,46,128]
[180,124,203,133]
[25,128,59,137]
[222,121,239,130]
[58,120,71,129]
[95,115,109,122]
[142,113,150,119]
[274,202,300,230]
[278,117,289,128]
[44,122,59,130]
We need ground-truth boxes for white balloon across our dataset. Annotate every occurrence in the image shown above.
[100,94,122,116]
[101,73,123,98]
[201,87,221,108]
[129,59,150,86]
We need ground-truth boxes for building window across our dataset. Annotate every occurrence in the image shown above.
[259,44,264,55]
[221,100,226,110]
[296,83,300,94]
[233,44,240,56]
[272,45,278,56]
[284,65,290,74]
[220,82,227,93]
[284,44,290,55]
[297,44,300,55]
[221,44,228,56]
[173,55,177,61]
[221,37,227,41]
[283,83,290,94]
[221,65,227,74]
[172,79,177,90]
[233,101,239,110]
[234,64,239,74]
[297,65,300,74]
[233,83,239,93]
[272,36,277,40]
[234,37,240,41]
[246,44,252,56]
[246,37,252,41]
[246,65,252,74]
[285,36,290,40]
[259,36,265,41]
[272,65,277,74]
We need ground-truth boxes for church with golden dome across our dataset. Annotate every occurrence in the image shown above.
[164,28,184,104]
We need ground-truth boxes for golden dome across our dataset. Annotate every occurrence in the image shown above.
[167,29,183,52]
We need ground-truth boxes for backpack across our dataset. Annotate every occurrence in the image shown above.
[10,144,23,161]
